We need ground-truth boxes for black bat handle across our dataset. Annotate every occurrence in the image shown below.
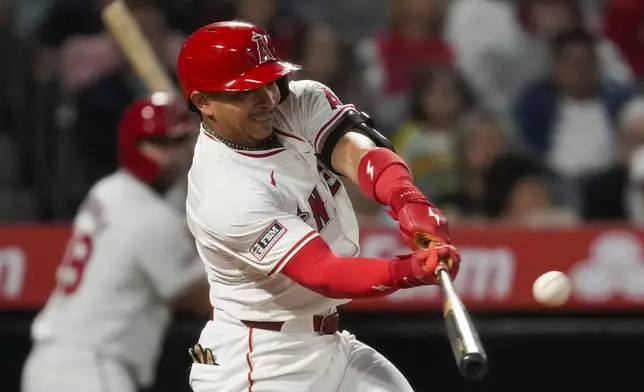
[437,266,489,380]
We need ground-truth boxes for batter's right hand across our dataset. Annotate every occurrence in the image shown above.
[396,244,460,287]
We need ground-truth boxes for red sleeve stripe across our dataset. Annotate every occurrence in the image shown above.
[267,230,318,276]
[274,129,306,143]
[313,104,355,153]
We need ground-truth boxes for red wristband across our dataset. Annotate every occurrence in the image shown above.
[389,254,418,288]
[357,148,412,204]
[387,185,431,216]
[357,149,430,215]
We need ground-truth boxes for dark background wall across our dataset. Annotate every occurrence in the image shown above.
[3,310,643,392]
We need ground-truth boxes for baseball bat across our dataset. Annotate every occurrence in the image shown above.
[436,263,489,380]
[101,0,177,94]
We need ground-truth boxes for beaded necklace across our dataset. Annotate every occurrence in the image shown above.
[202,123,281,151]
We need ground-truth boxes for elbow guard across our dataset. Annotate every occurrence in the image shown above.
[318,109,395,170]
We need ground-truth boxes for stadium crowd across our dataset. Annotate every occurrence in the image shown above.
[2,0,644,229]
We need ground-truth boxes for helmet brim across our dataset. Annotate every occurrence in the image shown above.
[219,60,301,91]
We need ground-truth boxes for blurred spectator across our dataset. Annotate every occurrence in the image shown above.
[290,0,389,45]
[32,0,183,81]
[436,109,513,223]
[31,0,112,81]
[446,0,632,116]
[57,35,122,96]
[582,97,644,221]
[56,14,185,95]
[513,28,632,181]
[483,153,580,227]
[391,66,475,201]
[445,0,526,116]
[356,0,454,135]
[603,0,644,86]
[290,22,362,103]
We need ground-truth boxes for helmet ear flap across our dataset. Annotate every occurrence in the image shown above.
[276,76,289,104]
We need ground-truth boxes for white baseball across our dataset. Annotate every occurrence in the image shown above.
[532,271,572,307]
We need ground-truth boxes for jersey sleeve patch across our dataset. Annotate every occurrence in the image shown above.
[249,220,287,261]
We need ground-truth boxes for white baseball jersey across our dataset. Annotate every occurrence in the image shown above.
[186,80,361,321]
[31,170,205,387]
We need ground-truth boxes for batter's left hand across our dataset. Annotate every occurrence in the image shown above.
[404,243,461,285]
[388,200,452,249]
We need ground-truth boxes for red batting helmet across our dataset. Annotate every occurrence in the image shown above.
[177,21,300,99]
[118,92,193,182]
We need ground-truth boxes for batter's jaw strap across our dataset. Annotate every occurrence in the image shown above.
[318,109,395,172]
[276,76,290,104]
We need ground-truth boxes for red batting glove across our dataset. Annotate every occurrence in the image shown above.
[356,148,459,279]
[387,186,452,249]
[392,244,461,288]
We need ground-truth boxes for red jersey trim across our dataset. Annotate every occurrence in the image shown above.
[267,230,318,276]
[313,104,355,153]
[236,149,286,158]
[246,327,254,392]
[201,129,286,158]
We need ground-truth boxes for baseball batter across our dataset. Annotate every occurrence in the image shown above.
[21,93,210,392]
[179,21,462,392]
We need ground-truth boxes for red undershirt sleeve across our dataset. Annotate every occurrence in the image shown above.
[281,236,416,299]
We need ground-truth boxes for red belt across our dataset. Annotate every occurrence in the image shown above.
[241,310,339,335]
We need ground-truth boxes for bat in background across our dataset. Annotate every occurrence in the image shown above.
[436,263,489,380]
[101,0,177,94]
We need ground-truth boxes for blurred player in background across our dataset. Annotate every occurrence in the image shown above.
[179,21,461,391]
[21,92,210,392]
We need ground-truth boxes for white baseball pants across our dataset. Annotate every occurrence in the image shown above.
[189,311,415,392]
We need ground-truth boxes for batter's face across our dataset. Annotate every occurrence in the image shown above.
[191,82,281,146]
